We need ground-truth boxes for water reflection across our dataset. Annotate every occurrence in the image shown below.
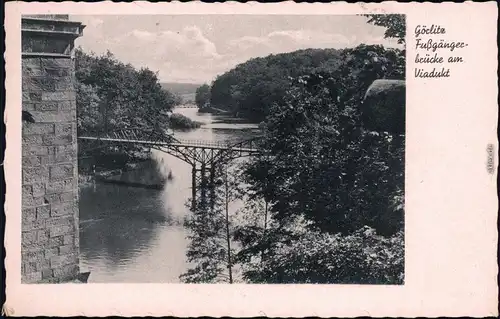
[79,108,259,283]
[79,183,189,283]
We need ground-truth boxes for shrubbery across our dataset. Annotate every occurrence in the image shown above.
[239,216,404,284]
[169,113,202,130]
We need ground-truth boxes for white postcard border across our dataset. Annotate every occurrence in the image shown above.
[4,1,498,317]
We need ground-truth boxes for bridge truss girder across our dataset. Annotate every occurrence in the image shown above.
[151,144,258,210]
[78,128,261,212]
[152,145,258,167]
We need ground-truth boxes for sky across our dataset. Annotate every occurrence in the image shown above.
[72,15,400,84]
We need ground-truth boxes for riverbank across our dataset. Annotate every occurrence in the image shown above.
[79,152,173,190]
[79,160,172,190]
[197,105,230,115]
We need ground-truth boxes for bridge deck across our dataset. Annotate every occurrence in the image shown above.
[78,136,259,152]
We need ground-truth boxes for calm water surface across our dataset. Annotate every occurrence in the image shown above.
[79,108,259,283]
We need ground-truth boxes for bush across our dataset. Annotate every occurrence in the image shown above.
[169,113,202,130]
[240,217,404,284]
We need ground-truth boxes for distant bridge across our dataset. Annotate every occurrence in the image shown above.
[78,128,261,209]
[175,105,199,109]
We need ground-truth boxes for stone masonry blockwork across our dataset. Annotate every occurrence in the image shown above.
[21,17,84,283]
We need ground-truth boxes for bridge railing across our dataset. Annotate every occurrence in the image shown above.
[78,129,261,151]
[172,139,232,147]
[78,127,176,142]
[171,138,259,150]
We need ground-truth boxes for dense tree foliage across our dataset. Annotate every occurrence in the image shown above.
[75,48,180,135]
[236,214,404,284]
[364,14,406,45]
[183,43,406,284]
[209,45,404,122]
[195,84,211,108]
[245,71,404,234]
[75,48,180,170]
[230,68,405,282]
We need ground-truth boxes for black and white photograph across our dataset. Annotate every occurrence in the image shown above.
[21,13,406,284]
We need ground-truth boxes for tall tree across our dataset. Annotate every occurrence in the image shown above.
[75,48,178,135]
[243,45,405,235]
[180,165,240,283]
[195,84,211,108]
[364,14,406,45]
[235,60,405,283]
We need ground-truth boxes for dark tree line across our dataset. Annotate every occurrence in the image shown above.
[75,48,180,135]
[182,15,406,284]
[206,14,405,123]
[195,84,211,109]
[75,49,181,171]
[208,45,404,123]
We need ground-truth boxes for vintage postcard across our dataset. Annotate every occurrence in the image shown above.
[3,1,498,317]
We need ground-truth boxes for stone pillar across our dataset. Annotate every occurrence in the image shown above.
[21,16,85,283]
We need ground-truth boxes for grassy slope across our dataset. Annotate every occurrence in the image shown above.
[161,82,201,104]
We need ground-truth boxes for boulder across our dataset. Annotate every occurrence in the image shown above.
[362,79,405,134]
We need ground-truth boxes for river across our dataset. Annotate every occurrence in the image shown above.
[78,107,260,283]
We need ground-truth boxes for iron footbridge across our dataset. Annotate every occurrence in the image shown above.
[78,128,261,209]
